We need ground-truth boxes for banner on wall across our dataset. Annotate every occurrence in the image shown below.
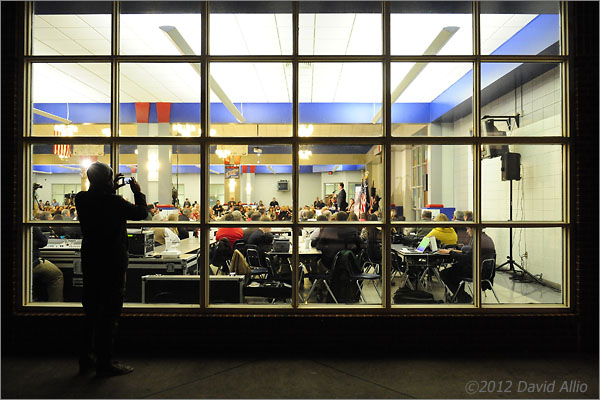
[225,165,240,179]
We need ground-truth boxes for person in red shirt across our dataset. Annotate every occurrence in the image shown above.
[215,213,243,248]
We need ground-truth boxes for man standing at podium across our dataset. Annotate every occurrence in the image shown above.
[76,162,148,377]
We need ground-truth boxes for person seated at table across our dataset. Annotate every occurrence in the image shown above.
[212,200,224,217]
[425,213,457,247]
[413,210,433,237]
[278,206,291,221]
[452,210,469,246]
[152,213,179,245]
[361,214,382,265]
[216,213,243,249]
[464,210,473,222]
[247,215,274,266]
[310,214,328,242]
[32,226,64,302]
[346,198,355,213]
[437,227,496,303]
[312,211,362,270]
[347,211,358,221]
[243,212,262,241]
[314,196,325,209]
[177,208,193,240]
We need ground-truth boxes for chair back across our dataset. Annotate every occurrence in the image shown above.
[333,249,361,278]
[481,258,496,281]
[245,244,262,268]
[233,240,247,257]
[391,249,405,273]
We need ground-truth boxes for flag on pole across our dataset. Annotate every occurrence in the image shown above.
[359,178,369,214]
[53,125,71,159]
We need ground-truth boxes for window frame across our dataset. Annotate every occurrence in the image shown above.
[20,1,571,315]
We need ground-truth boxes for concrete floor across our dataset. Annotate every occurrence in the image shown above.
[2,353,597,399]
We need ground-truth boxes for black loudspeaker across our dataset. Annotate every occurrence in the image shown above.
[501,152,521,181]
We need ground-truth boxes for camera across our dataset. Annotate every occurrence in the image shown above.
[33,183,43,190]
[116,177,133,187]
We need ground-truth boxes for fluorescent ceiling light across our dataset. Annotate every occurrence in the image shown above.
[33,108,72,124]
[371,26,458,123]
[160,25,246,123]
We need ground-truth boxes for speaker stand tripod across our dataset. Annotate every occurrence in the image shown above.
[496,179,548,287]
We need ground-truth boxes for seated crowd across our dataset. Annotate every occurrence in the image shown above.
[34,193,490,304]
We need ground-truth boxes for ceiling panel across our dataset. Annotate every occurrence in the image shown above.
[31,13,540,105]
[75,40,110,53]
[34,27,70,40]
[78,15,111,28]
[39,15,89,28]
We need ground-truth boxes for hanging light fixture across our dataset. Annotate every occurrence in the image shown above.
[299,149,312,159]
[299,124,314,137]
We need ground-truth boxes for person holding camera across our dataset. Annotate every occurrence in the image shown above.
[75,163,148,377]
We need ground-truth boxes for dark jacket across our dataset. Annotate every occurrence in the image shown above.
[450,232,496,268]
[313,226,361,267]
[243,227,260,242]
[337,189,347,211]
[177,213,190,240]
[75,187,147,278]
[32,226,47,267]
[247,229,274,255]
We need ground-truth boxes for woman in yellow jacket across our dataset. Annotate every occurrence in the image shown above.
[425,213,457,246]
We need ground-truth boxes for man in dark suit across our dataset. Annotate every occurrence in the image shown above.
[336,183,347,212]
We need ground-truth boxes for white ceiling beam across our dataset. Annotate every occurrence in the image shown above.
[160,26,246,123]
[55,165,82,171]
[32,108,72,124]
[371,26,459,124]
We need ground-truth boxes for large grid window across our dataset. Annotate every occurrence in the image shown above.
[23,1,568,312]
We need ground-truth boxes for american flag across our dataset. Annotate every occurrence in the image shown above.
[53,126,71,159]
[359,178,369,214]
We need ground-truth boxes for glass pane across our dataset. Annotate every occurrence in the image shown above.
[209,226,294,305]
[33,1,112,55]
[33,223,201,305]
[209,145,292,222]
[391,1,472,55]
[484,227,563,304]
[31,63,111,137]
[300,225,382,305]
[481,1,560,56]
[118,144,200,212]
[481,63,561,137]
[299,63,382,137]
[209,63,292,137]
[299,1,381,55]
[119,63,201,137]
[392,145,473,223]
[391,62,473,137]
[210,2,292,55]
[298,144,383,219]
[482,145,563,221]
[120,1,202,55]
[30,225,72,303]
[31,143,111,220]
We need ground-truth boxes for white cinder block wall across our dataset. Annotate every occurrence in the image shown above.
[440,66,563,286]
